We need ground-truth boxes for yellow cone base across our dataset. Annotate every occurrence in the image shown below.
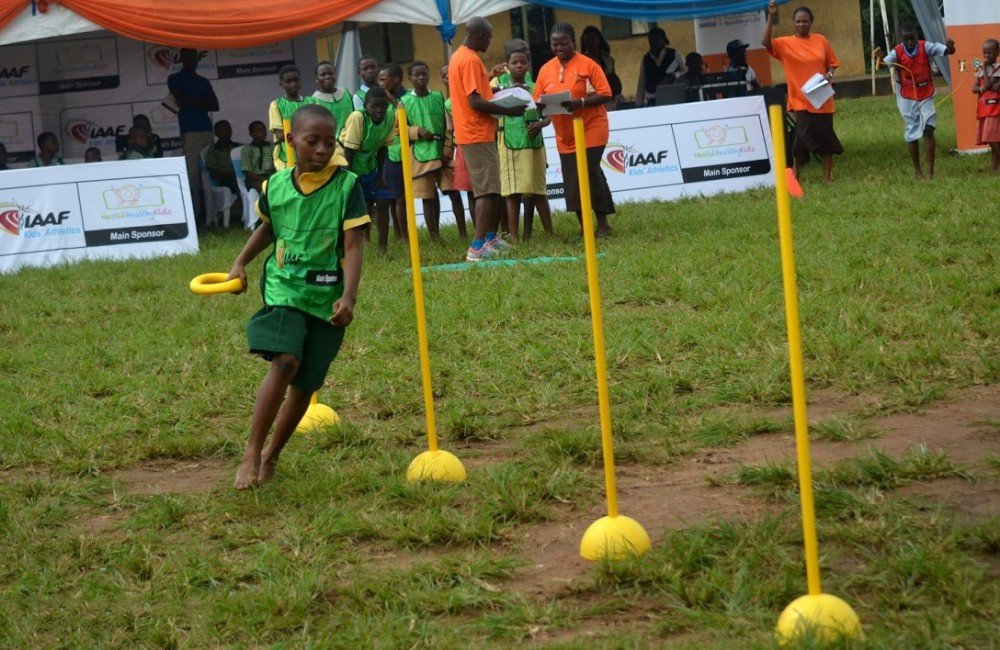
[294,403,341,434]
[776,593,862,646]
[406,450,467,483]
[579,515,652,561]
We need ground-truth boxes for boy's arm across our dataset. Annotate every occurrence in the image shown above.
[226,221,274,292]
[331,226,364,326]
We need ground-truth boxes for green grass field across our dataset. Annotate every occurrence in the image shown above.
[1,95,998,647]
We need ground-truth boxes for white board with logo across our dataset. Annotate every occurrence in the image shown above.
[0,157,197,274]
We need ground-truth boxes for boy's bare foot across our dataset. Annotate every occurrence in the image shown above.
[234,456,260,490]
[258,455,277,485]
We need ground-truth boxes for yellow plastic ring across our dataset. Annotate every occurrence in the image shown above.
[189,273,244,295]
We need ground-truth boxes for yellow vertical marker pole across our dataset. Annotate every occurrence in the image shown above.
[573,118,650,562]
[281,118,296,168]
[398,107,466,483]
[769,105,861,645]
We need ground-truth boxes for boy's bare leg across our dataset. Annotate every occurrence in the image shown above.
[505,195,520,241]
[820,154,833,183]
[908,140,924,179]
[375,200,391,255]
[466,191,476,230]
[235,353,299,489]
[448,191,467,238]
[393,197,408,241]
[424,198,441,240]
[534,195,554,236]
[924,128,936,179]
[991,143,1000,171]
[258,385,312,484]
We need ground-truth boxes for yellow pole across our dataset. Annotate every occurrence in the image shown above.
[398,107,438,453]
[768,104,821,596]
[282,118,296,168]
[573,118,617,518]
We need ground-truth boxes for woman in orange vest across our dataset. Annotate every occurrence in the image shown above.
[883,23,955,179]
[973,38,1000,172]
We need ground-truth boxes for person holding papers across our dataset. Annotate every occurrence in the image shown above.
[534,22,615,238]
[763,1,843,182]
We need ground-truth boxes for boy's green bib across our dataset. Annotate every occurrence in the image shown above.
[261,167,358,320]
[348,109,394,176]
[274,96,305,163]
[498,81,543,150]
[385,102,402,163]
[445,97,452,115]
[400,91,445,162]
[305,92,355,137]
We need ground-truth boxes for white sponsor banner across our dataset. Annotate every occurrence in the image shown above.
[0,157,198,274]
[694,11,766,55]
[1,35,314,164]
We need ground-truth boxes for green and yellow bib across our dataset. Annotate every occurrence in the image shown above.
[400,91,445,162]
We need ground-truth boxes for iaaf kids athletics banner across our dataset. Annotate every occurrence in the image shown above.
[1,35,314,163]
[0,157,197,274]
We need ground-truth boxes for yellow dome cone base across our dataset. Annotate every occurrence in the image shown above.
[776,594,862,646]
[580,515,652,561]
[406,450,467,483]
[295,403,341,434]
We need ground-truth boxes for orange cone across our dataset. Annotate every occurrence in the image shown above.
[785,167,804,198]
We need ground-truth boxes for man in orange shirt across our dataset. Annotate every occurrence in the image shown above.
[449,16,525,261]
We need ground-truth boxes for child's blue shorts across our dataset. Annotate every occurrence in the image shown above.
[358,170,377,203]
[374,159,403,200]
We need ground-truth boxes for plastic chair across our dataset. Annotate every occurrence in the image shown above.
[229,146,259,229]
[200,145,236,228]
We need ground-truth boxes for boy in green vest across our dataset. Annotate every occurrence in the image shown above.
[353,56,380,110]
[336,87,396,254]
[400,61,447,239]
[268,65,305,171]
[305,61,355,138]
[226,104,369,490]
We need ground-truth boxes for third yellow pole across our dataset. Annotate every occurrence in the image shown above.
[398,107,438,453]
[768,104,821,596]
[573,118,617,518]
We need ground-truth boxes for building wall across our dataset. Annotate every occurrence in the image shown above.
[317,1,864,100]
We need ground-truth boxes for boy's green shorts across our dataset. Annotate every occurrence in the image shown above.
[246,306,346,392]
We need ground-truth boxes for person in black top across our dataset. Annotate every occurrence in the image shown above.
[635,27,687,106]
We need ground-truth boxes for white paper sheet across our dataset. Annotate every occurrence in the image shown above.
[801,73,835,110]
[538,90,572,116]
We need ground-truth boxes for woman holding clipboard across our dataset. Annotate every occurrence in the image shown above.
[763,1,843,182]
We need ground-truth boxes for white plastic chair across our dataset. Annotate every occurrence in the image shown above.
[230,146,259,229]
[200,145,236,227]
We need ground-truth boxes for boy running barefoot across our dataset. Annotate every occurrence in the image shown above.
[226,104,369,489]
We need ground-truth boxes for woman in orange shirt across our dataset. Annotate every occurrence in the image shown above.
[534,22,615,237]
[763,1,843,182]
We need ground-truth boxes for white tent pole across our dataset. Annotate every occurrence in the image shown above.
[870,0,876,95]
[878,0,896,86]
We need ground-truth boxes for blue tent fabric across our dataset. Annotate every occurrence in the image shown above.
[527,0,784,21]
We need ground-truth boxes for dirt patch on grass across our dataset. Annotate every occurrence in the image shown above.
[503,384,1000,596]
[114,459,231,496]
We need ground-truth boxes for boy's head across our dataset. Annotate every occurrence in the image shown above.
[128,126,149,149]
[984,39,999,64]
[364,87,390,124]
[379,63,403,92]
[288,104,336,173]
[507,50,530,80]
[726,39,750,65]
[408,61,430,90]
[133,114,152,132]
[504,38,529,61]
[213,120,232,142]
[179,48,200,72]
[315,60,336,93]
[685,52,705,74]
[440,64,449,85]
[248,120,267,142]
[358,56,379,86]
[37,131,59,154]
[899,22,919,50]
[84,146,102,163]
[278,64,301,97]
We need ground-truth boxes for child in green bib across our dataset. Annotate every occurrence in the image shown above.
[400,61,447,239]
[336,87,396,254]
[268,65,305,171]
[305,61,355,139]
[494,43,553,240]
[226,104,370,490]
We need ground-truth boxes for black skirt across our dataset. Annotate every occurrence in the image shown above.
[559,146,616,215]
[792,111,844,159]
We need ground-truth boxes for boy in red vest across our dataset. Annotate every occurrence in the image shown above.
[883,23,955,179]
